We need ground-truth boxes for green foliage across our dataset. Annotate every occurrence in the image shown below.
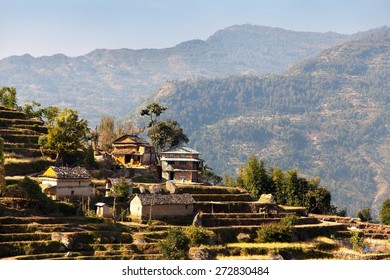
[41,108,88,163]
[140,102,167,128]
[279,215,299,227]
[111,177,130,198]
[147,119,189,152]
[158,227,190,260]
[201,165,223,186]
[0,86,17,109]
[357,207,372,222]
[256,224,292,243]
[223,174,237,187]
[183,225,215,247]
[238,156,273,198]
[350,232,364,252]
[13,177,58,214]
[380,198,390,225]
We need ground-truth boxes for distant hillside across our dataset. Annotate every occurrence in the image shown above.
[135,27,390,217]
[0,25,360,125]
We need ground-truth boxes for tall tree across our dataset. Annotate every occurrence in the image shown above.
[140,102,167,129]
[97,115,117,150]
[40,109,88,165]
[237,155,273,198]
[0,86,17,109]
[148,119,189,152]
[380,198,390,225]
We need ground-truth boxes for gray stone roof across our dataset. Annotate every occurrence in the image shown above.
[48,166,91,179]
[133,193,195,205]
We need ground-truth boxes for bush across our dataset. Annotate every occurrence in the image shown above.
[158,227,190,260]
[256,224,292,243]
[357,207,372,222]
[183,225,215,246]
[350,232,364,252]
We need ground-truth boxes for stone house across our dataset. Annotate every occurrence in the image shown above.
[111,134,156,167]
[160,146,203,183]
[129,193,195,221]
[40,166,93,199]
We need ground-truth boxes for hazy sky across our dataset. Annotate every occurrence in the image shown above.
[1,0,389,59]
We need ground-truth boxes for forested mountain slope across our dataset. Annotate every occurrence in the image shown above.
[0,25,361,125]
[138,27,390,216]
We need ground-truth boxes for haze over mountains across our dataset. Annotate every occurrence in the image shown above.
[0,24,365,125]
[1,24,389,216]
[141,27,390,216]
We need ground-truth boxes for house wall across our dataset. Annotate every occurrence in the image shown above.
[41,178,93,199]
[96,205,113,218]
[162,170,199,183]
[129,197,194,220]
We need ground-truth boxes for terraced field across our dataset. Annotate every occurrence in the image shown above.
[1,184,389,260]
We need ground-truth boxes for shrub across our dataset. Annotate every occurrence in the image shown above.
[350,232,364,252]
[256,224,292,243]
[158,227,190,260]
[357,207,372,222]
[183,225,215,246]
[279,215,299,227]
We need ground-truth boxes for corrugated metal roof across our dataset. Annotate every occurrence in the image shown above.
[160,146,200,155]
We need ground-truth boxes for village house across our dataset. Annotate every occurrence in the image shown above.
[111,134,156,167]
[129,193,195,221]
[40,166,93,200]
[160,146,203,183]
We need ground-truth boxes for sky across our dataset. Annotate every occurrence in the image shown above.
[1,0,389,59]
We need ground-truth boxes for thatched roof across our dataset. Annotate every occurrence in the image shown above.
[132,193,195,206]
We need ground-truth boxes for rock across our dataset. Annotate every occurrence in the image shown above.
[148,184,162,194]
[268,253,284,260]
[237,232,252,242]
[166,181,179,194]
[51,232,73,250]
[258,194,275,203]
[189,248,214,260]
[192,211,202,227]
[139,186,147,193]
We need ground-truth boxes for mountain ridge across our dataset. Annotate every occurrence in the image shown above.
[0,24,374,125]
[137,29,390,217]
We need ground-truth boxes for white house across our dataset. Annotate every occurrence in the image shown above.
[129,193,195,221]
[41,166,93,199]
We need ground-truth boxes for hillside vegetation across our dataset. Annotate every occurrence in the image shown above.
[135,27,390,217]
[0,25,363,125]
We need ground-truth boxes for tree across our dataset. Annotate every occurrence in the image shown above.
[111,177,130,198]
[140,102,167,129]
[147,119,189,152]
[200,165,222,186]
[97,115,117,150]
[237,156,273,198]
[380,198,390,225]
[0,86,17,109]
[40,109,88,165]
[357,206,372,222]
[158,227,190,260]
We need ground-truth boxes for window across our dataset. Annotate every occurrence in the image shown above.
[71,190,75,196]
